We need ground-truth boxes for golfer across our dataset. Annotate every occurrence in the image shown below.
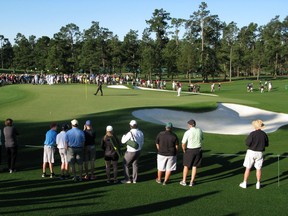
[155,122,179,185]
[239,120,269,189]
[180,119,203,187]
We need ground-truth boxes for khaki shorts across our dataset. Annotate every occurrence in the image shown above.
[58,148,68,163]
[67,147,83,165]
[157,154,177,172]
[43,145,55,163]
[243,149,263,170]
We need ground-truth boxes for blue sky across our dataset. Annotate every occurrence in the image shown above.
[0,0,287,43]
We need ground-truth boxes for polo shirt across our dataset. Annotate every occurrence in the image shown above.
[182,127,203,149]
[44,129,57,146]
[156,130,179,156]
[65,127,85,148]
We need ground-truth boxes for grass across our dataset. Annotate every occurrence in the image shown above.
[0,80,288,216]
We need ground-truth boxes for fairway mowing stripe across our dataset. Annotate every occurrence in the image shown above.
[24,145,43,148]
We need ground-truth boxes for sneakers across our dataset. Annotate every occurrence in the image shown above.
[90,175,96,180]
[156,178,161,184]
[256,182,261,189]
[83,175,90,180]
[180,181,187,186]
[50,173,56,178]
[163,181,167,186]
[42,173,47,178]
[239,182,247,189]
[189,182,195,187]
[121,180,132,184]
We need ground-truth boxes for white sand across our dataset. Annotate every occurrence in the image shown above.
[107,85,130,89]
[132,103,288,135]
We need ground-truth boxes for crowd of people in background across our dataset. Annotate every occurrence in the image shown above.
[0,73,133,86]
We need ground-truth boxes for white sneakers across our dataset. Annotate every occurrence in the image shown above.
[239,182,247,189]
[239,181,261,189]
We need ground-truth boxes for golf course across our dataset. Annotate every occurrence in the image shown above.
[0,79,288,216]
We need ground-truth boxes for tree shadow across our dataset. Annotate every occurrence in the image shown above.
[65,191,220,216]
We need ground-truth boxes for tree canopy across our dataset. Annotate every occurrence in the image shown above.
[1,2,288,81]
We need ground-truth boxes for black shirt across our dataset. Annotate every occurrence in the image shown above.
[156,130,179,156]
[245,129,269,152]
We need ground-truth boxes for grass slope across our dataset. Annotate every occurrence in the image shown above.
[0,80,288,216]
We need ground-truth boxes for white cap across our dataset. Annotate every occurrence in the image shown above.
[106,125,113,132]
[129,120,137,126]
[71,119,78,126]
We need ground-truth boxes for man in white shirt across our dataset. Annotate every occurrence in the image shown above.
[121,120,144,184]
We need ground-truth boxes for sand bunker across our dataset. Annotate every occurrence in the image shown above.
[132,103,288,135]
[107,85,129,89]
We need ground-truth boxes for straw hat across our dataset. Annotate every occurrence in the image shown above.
[252,119,265,129]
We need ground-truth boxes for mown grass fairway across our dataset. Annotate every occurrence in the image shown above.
[0,80,288,216]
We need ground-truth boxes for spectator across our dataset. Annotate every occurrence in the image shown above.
[42,123,58,178]
[155,122,179,185]
[121,120,144,184]
[83,120,96,180]
[239,120,269,189]
[180,119,204,187]
[101,125,121,183]
[66,119,85,182]
[56,123,70,179]
[3,118,19,173]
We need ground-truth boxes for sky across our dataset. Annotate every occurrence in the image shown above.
[0,0,287,44]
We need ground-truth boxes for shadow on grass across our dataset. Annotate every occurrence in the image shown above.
[66,191,220,216]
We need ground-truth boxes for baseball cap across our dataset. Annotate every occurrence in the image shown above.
[71,119,78,126]
[85,120,91,125]
[129,120,137,126]
[165,122,173,128]
[187,119,196,126]
[106,125,113,132]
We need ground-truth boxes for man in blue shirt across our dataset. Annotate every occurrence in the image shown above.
[66,119,85,182]
[42,122,58,178]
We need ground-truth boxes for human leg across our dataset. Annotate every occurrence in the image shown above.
[105,160,111,181]
[132,151,140,183]
[191,166,197,183]
[157,170,163,183]
[164,170,171,183]
[112,160,118,181]
[123,152,134,181]
[6,147,11,170]
[182,166,189,183]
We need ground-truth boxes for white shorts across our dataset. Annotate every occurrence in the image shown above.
[243,149,263,170]
[43,145,55,163]
[157,154,177,172]
[58,148,68,163]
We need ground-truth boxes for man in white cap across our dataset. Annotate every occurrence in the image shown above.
[239,119,269,189]
[65,119,85,182]
[121,120,144,183]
